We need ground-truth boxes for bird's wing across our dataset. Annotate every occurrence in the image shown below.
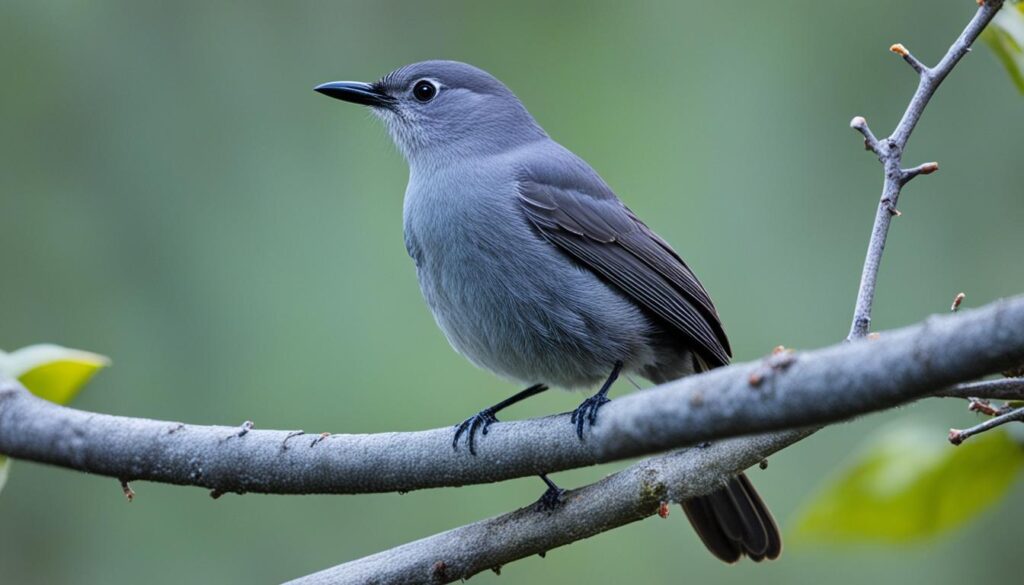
[516,156,731,368]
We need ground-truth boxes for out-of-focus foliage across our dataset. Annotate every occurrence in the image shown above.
[794,424,1024,543]
[0,345,110,494]
[1,345,110,404]
[984,2,1024,93]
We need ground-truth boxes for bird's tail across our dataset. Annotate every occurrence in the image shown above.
[681,473,781,563]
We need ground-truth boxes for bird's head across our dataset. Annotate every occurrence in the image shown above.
[315,60,546,164]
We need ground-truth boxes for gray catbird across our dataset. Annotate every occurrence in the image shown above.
[315,60,780,563]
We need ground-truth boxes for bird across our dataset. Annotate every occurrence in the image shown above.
[314,60,780,563]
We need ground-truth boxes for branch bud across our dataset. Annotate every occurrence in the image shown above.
[889,43,909,57]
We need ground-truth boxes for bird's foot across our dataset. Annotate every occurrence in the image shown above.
[535,475,566,512]
[535,486,565,512]
[452,408,498,455]
[570,393,610,440]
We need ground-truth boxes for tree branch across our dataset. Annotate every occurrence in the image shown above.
[948,405,1024,445]
[935,378,1024,401]
[847,0,1003,340]
[2,295,1024,498]
[284,430,812,585]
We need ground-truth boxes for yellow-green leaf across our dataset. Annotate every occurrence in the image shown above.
[0,344,110,496]
[0,344,111,405]
[793,424,1024,544]
[983,4,1024,94]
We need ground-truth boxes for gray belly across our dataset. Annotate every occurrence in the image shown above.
[408,222,664,389]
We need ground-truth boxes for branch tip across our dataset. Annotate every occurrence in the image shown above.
[120,479,135,503]
[967,397,1007,416]
[890,43,927,74]
[952,292,966,312]
[849,116,881,153]
[948,406,1024,445]
[901,162,939,185]
[310,432,331,447]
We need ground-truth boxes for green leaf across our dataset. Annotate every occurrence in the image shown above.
[793,424,1024,544]
[983,4,1024,94]
[0,344,110,496]
[0,344,111,405]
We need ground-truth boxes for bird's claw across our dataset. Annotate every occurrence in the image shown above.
[535,485,565,512]
[570,393,610,440]
[452,409,499,455]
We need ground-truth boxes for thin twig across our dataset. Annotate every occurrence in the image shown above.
[952,292,966,312]
[949,406,1024,445]
[966,397,1011,416]
[900,162,940,186]
[935,378,1024,401]
[890,43,927,75]
[846,0,1003,340]
[849,116,880,154]
[120,479,135,503]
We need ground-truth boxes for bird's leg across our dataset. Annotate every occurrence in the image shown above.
[453,383,548,455]
[570,360,623,440]
[535,473,566,512]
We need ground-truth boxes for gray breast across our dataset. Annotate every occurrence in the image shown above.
[402,159,661,389]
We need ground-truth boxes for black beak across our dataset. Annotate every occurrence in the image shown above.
[314,81,394,108]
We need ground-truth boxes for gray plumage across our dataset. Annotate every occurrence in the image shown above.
[372,61,730,389]
[315,60,779,563]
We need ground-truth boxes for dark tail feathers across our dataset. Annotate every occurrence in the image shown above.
[681,473,781,563]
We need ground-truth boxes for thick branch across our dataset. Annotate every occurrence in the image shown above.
[2,296,1024,497]
[847,0,1003,340]
[285,430,812,585]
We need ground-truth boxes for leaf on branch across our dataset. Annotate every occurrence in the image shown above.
[983,3,1024,94]
[792,423,1024,544]
[0,344,110,405]
[0,344,110,495]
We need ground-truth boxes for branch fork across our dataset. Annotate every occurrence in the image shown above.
[846,0,1003,341]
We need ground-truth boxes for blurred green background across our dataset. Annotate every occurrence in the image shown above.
[2,1,1023,583]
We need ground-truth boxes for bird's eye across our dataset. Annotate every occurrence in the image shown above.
[412,80,438,102]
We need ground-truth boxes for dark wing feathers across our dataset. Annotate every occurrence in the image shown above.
[517,169,731,368]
